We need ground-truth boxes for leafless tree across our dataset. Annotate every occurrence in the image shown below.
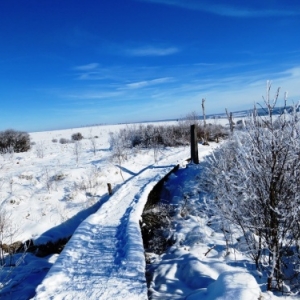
[43,167,52,193]
[73,141,82,165]
[90,136,97,155]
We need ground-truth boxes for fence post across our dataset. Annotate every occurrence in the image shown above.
[107,183,113,195]
[190,124,199,164]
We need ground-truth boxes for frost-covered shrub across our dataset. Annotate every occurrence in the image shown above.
[109,122,228,153]
[52,172,66,181]
[0,129,31,153]
[52,138,58,143]
[202,85,300,292]
[71,132,83,141]
[18,174,33,180]
[59,138,69,144]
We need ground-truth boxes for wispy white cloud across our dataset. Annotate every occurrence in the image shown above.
[168,66,300,114]
[126,77,173,89]
[76,72,106,81]
[49,62,300,129]
[73,63,119,81]
[74,63,99,71]
[125,46,179,56]
[66,59,300,124]
[206,5,299,18]
[65,90,124,100]
[137,0,300,17]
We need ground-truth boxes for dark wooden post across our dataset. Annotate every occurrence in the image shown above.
[107,183,113,195]
[190,124,199,164]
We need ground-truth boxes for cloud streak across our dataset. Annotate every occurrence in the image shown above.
[125,46,179,56]
[65,90,124,100]
[67,59,300,125]
[74,63,99,71]
[126,77,173,89]
[138,0,300,18]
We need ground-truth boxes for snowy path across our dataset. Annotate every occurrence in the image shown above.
[33,150,189,300]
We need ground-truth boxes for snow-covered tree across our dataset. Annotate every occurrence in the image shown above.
[202,84,300,292]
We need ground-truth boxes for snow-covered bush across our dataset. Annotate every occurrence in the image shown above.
[202,85,300,292]
[52,172,66,181]
[59,138,69,144]
[71,132,83,141]
[109,122,227,153]
[0,129,30,153]
[74,166,101,194]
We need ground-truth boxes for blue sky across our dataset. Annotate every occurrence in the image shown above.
[1,0,300,132]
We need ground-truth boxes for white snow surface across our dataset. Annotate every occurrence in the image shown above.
[0,121,297,300]
[34,153,188,300]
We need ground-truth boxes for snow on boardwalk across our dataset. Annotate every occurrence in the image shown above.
[34,151,188,300]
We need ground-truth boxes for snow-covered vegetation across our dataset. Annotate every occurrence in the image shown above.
[202,86,300,294]
[141,87,300,298]
[0,95,299,299]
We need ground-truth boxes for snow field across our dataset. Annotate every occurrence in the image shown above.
[0,121,297,300]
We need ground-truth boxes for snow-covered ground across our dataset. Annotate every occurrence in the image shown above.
[0,121,298,299]
[146,163,299,300]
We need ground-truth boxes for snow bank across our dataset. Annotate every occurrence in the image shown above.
[186,271,260,300]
